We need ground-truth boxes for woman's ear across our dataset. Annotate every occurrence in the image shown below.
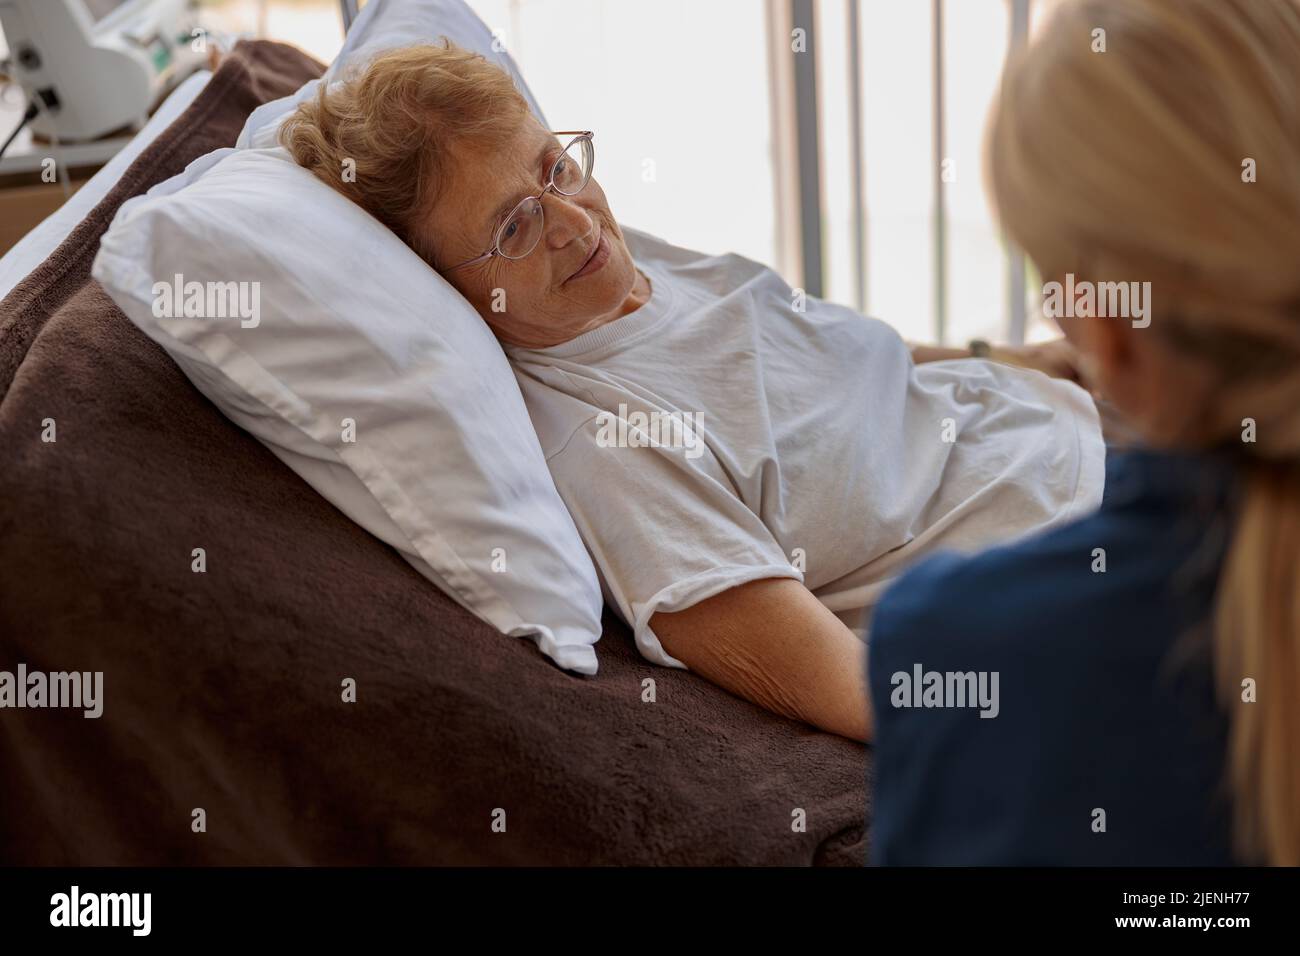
[1096,320,1150,415]
[1081,315,1220,446]
[1055,291,1133,400]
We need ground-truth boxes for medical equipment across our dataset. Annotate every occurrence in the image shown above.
[0,0,204,142]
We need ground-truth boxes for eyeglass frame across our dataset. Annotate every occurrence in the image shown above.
[444,130,595,273]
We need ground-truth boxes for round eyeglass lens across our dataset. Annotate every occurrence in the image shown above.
[552,137,593,196]
[497,197,544,259]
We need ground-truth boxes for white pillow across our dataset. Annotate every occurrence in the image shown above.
[92,145,604,674]
[237,0,547,150]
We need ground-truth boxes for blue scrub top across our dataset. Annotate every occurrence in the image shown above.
[867,448,1240,865]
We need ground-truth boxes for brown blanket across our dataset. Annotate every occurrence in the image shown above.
[0,41,869,866]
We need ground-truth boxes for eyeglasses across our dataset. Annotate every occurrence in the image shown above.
[444,130,595,273]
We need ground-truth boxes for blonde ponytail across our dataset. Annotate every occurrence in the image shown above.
[1215,459,1300,864]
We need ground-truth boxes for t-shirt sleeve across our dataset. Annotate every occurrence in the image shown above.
[546,418,803,669]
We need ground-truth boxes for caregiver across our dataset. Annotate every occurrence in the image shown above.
[868,0,1300,865]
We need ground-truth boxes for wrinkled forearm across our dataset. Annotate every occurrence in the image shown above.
[650,578,872,742]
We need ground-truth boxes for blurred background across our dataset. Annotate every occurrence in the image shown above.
[4,0,1062,345]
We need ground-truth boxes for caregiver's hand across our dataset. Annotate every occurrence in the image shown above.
[991,338,1093,388]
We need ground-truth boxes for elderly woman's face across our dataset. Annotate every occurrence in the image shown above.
[426,116,641,349]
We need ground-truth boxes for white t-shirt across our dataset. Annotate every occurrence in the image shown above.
[507,227,1106,668]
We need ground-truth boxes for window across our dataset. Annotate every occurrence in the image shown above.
[815,0,1042,343]
[468,0,778,268]
[215,0,1054,345]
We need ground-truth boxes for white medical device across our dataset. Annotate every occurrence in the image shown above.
[0,0,204,142]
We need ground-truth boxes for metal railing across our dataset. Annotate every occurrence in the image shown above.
[777,0,1035,344]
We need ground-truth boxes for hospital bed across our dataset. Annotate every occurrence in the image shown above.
[0,1,868,866]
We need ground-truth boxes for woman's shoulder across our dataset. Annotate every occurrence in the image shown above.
[871,449,1236,661]
[620,224,713,269]
[870,509,1127,657]
[867,454,1238,865]
[622,225,776,289]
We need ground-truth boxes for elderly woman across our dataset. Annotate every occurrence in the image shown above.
[280,42,1105,742]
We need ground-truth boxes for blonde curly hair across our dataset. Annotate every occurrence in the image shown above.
[279,40,530,265]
